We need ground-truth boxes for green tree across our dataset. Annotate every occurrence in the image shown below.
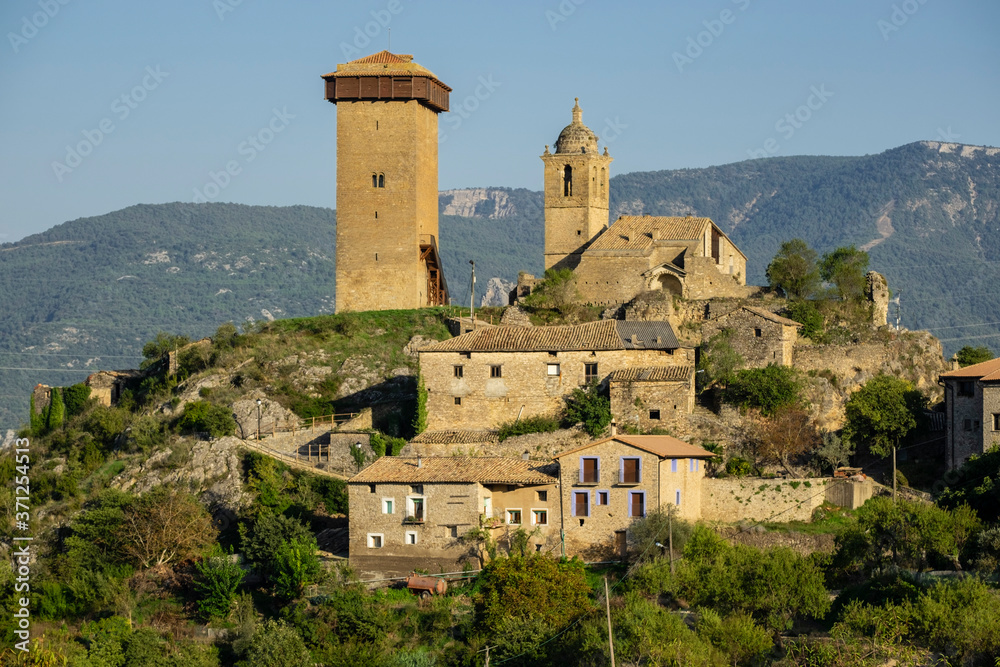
[765,238,820,299]
[272,537,321,599]
[723,365,802,416]
[843,375,926,490]
[698,329,744,388]
[954,345,993,367]
[194,547,246,620]
[239,511,313,580]
[820,246,869,301]
[628,506,695,561]
[141,332,191,368]
[562,381,611,437]
[44,387,65,431]
[937,444,1000,523]
[475,555,592,637]
[176,400,236,438]
[412,374,428,435]
[238,619,312,667]
[785,300,824,341]
[63,382,93,417]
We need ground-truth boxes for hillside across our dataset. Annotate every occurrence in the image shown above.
[2,140,999,429]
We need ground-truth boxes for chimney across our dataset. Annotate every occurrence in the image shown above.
[522,451,530,461]
[417,455,422,468]
[610,420,617,437]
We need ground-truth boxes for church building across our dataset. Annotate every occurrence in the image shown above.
[528,100,750,307]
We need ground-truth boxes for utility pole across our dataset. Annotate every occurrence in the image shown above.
[604,577,616,667]
[892,445,897,502]
[469,260,476,330]
[668,505,675,574]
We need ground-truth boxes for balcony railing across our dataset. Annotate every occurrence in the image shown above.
[578,471,599,485]
[618,471,642,485]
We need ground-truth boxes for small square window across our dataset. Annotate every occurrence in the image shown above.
[597,490,609,505]
[460,351,471,359]
[547,363,561,376]
[507,509,522,525]
[535,543,543,552]
[649,409,661,420]
[454,365,464,378]
[993,414,1000,431]
[532,509,548,525]
[406,531,418,545]
[367,534,383,548]
[368,484,376,494]
[490,365,503,378]
[411,484,423,495]
[537,490,547,502]
[958,381,974,397]
[450,526,459,538]
[382,498,394,514]
[454,396,462,406]
[755,328,763,337]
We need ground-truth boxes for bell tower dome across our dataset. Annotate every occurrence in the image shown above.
[541,98,613,271]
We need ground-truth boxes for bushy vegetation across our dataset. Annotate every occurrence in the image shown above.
[955,344,993,367]
[562,381,612,437]
[724,364,803,416]
[496,414,560,441]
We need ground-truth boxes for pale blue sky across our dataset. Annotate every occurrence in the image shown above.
[1,0,997,241]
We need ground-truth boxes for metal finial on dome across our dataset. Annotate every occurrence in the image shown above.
[572,97,582,123]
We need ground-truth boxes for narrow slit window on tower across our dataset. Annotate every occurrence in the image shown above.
[378,173,385,188]
[563,165,573,196]
[372,173,378,188]
[375,211,378,219]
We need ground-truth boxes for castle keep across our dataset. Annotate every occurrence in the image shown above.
[323,51,451,312]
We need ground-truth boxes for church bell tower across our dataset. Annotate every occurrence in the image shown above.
[323,51,451,312]
[541,98,613,271]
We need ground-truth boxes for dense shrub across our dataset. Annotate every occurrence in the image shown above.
[562,382,611,437]
[724,365,802,416]
[176,400,236,438]
[496,414,560,441]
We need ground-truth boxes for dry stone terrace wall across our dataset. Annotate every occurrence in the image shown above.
[421,347,693,431]
[701,478,830,523]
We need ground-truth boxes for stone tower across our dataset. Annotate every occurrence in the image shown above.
[541,98,613,271]
[323,51,451,312]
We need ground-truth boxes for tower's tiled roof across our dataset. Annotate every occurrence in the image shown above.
[349,457,557,485]
[322,50,448,88]
[420,320,680,353]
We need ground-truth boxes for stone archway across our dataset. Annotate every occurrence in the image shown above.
[655,273,684,297]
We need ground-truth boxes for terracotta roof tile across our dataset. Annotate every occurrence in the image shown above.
[555,435,714,460]
[609,365,695,382]
[350,51,413,64]
[420,320,680,353]
[349,457,556,485]
[941,356,1000,380]
[410,430,500,444]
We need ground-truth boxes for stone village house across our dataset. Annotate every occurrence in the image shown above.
[701,305,803,368]
[940,357,1000,470]
[347,456,559,578]
[417,320,694,432]
[347,434,713,575]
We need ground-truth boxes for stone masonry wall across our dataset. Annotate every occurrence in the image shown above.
[421,347,694,431]
[610,378,695,433]
[701,478,831,523]
[702,309,797,367]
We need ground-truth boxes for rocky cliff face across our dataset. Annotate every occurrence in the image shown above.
[480,277,515,307]
[440,188,518,218]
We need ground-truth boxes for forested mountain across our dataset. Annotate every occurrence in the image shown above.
[1,140,997,430]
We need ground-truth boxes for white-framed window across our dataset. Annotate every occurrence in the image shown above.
[507,509,522,525]
[547,363,561,376]
[367,533,384,548]
[381,498,394,514]
[406,496,426,522]
[532,509,548,526]
[405,531,418,545]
